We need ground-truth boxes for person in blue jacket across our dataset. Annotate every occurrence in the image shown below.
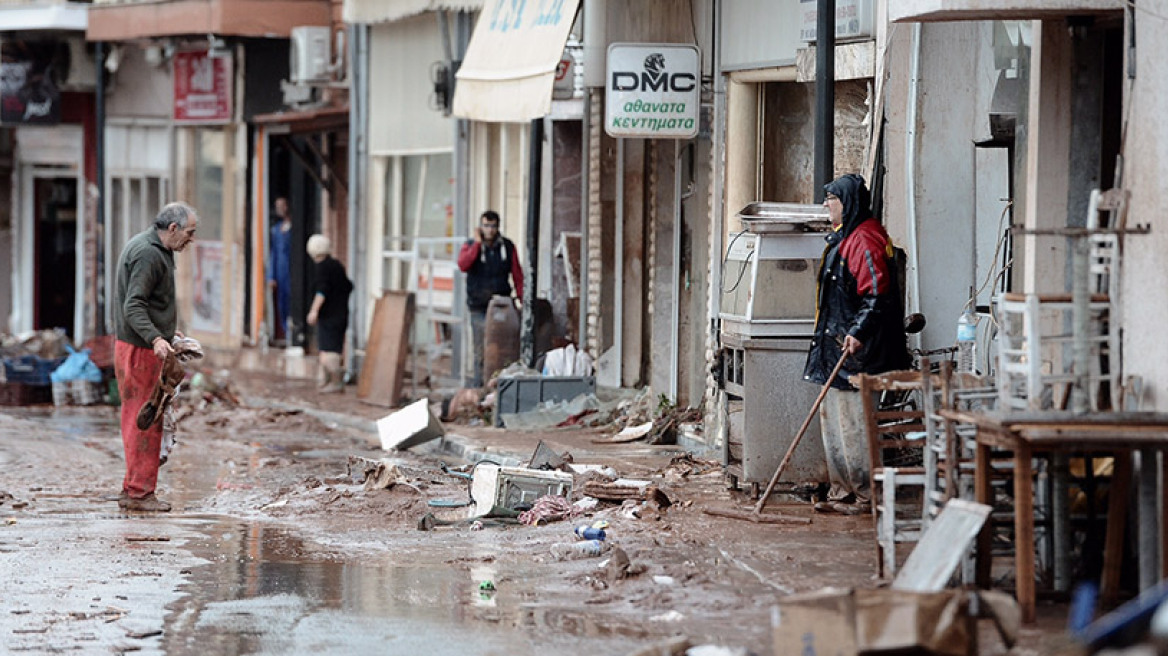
[266,197,292,343]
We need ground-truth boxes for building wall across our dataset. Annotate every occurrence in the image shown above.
[368,14,452,154]
[1121,8,1168,410]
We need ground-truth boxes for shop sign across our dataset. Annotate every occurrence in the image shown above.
[605,43,699,139]
[0,40,63,124]
[800,0,874,42]
[173,51,233,124]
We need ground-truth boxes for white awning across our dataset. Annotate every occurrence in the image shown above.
[343,0,482,24]
[452,0,581,122]
[890,0,1121,22]
[0,2,87,31]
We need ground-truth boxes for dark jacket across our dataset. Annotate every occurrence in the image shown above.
[114,229,176,349]
[312,255,353,327]
[804,175,911,389]
[458,236,524,311]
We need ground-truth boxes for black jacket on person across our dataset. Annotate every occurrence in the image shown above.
[459,236,521,311]
[312,255,353,328]
[804,175,911,389]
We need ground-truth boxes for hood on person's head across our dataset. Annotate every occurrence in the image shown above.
[824,174,872,240]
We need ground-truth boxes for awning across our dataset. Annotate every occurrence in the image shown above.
[0,2,87,31]
[890,0,1121,22]
[86,0,330,41]
[452,0,581,122]
[343,0,482,24]
[252,104,349,134]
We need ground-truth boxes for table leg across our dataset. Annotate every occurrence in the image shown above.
[1015,442,1036,625]
[1101,452,1132,607]
[975,441,992,589]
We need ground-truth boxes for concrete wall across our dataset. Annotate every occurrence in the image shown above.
[1121,9,1168,410]
[882,21,1003,352]
[890,0,1121,23]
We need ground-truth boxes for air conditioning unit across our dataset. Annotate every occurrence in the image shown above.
[290,26,331,84]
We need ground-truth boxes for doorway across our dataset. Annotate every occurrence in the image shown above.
[33,175,78,336]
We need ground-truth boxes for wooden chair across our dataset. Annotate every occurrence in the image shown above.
[855,369,936,579]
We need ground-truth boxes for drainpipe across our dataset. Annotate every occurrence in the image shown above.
[521,118,544,369]
[95,41,106,335]
[905,23,922,316]
[813,0,835,202]
[453,11,471,382]
[348,24,369,372]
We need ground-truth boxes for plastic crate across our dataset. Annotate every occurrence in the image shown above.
[4,356,66,386]
[494,376,596,427]
[0,382,53,406]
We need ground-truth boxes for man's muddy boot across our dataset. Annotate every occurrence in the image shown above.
[119,493,172,512]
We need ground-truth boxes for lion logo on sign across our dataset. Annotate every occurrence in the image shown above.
[643,53,666,78]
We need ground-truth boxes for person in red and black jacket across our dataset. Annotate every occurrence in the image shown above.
[458,210,524,386]
[804,174,910,515]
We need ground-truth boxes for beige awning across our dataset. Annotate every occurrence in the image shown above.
[890,0,1121,22]
[452,0,580,122]
[0,2,87,31]
[342,0,482,24]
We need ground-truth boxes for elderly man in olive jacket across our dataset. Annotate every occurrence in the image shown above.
[112,202,199,512]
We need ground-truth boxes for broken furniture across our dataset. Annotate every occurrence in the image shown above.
[940,408,1168,625]
[855,369,935,579]
[718,203,832,493]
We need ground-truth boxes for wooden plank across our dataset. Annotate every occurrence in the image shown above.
[1015,442,1036,624]
[893,499,992,593]
[357,291,415,408]
[975,441,993,590]
[1101,452,1132,606]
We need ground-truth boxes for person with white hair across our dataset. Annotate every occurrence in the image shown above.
[305,234,353,393]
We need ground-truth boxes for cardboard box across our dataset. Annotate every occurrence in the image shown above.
[773,589,973,656]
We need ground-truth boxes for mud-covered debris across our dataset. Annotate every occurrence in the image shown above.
[443,387,485,423]
[517,495,579,526]
[582,480,671,509]
[662,453,722,479]
[624,636,692,656]
[603,546,646,583]
[347,455,410,490]
[0,491,11,506]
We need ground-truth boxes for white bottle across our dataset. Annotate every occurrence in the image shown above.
[550,539,611,561]
[956,310,978,374]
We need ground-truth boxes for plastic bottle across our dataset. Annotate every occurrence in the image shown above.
[956,309,978,374]
[573,525,607,541]
[550,539,611,561]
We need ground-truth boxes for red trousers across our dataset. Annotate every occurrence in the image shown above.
[115,340,164,499]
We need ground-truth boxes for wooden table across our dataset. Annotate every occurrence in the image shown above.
[937,409,1168,624]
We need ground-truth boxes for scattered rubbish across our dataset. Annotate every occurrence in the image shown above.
[261,499,289,510]
[606,421,653,444]
[686,646,750,656]
[529,440,567,470]
[602,545,645,582]
[567,463,619,478]
[582,479,671,507]
[498,392,601,430]
[5,518,15,525]
[478,580,495,591]
[772,588,977,656]
[494,375,597,427]
[470,520,484,531]
[444,387,485,422]
[653,575,676,586]
[11,501,28,510]
[572,497,600,513]
[550,539,611,561]
[650,610,686,623]
[471,464,573,520]
[124,627,163,639]
[892,499,992,593]
[123,535,170,543]
[574,524,606,541]
[541,343,593,377]
[376,399,445,451]
[1076,578,1168,652]
[346,456,414,491]
[624,636,692,656]
[517,494,579,526]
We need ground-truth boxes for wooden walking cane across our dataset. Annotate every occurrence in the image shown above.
[704,351,849,524]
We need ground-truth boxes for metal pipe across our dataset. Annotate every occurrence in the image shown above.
[348,24,369,369]
[615,137,625,383]
[813,0,835,203]
[579,92,590,348]
[583,0,607,88]
[671,142,682,402]
[452,12,471,382]
[905,23,922,316]
[95,41,107,335]
[521,118,544,368]
[1138,449,1161,590]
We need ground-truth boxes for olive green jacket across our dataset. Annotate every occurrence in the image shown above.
[114,229,177,349]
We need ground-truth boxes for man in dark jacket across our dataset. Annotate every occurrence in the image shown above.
[113,201,199,512]
[457,210,524,386]
[804,174,910,515]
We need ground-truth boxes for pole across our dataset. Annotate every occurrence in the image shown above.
[521,118,544,368]
[95,42,106,334]
[813,0,835,203]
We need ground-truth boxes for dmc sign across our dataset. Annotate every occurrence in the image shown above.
[606,44,700,139]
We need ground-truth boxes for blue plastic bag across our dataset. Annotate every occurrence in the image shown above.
[50,346,103,384]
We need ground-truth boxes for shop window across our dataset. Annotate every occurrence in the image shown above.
[193,128,226,241]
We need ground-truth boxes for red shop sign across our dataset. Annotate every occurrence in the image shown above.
[173,51,232,123]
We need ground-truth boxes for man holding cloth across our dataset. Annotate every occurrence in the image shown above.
[113,202,199,512]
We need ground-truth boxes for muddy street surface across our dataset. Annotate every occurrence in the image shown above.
[0,393,1061,655]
